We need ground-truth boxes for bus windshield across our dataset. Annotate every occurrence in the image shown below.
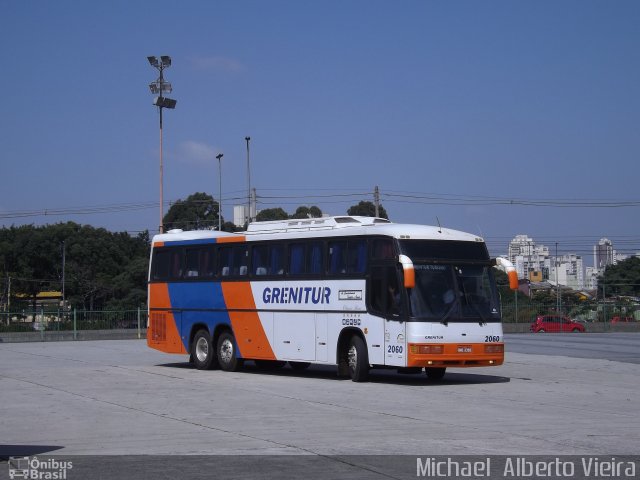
[398,240,500,323]
[407,264,500,323]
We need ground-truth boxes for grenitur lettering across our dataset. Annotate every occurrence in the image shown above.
[263,286,331,305]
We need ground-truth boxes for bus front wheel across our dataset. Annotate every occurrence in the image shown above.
[192,330,218,370]
[217,331,243,372]
[347,336,369,382]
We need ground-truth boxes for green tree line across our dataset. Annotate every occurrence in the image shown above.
[0,222,149,311]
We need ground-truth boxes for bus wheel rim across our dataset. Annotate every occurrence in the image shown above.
[347,344,357,371]
[195,337,209,362]
[221,338,233,363]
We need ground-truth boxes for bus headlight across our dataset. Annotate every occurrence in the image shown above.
[409,344,444,354]
[484,345,504,353]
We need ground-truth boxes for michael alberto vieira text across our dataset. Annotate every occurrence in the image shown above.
[416,457,637,478]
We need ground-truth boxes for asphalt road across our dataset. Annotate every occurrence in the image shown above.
[506,332,640,364]
[0,335,638,479]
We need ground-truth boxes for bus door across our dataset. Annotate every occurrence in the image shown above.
[370,265,406,367]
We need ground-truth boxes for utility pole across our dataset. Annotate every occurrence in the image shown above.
[555,242,560,313]
[61,241,66,311]
[216,153,224,231]
[251,187,257,222]
[374,185,380,218]
[245,136,251,225]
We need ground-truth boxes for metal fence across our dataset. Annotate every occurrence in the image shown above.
[1,301,638,337]
[0,308,146,337]
[501,299,639,323]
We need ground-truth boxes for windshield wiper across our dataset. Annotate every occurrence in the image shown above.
[469,301,489,325]
[439,301,457,326]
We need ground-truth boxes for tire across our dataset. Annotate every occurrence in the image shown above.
[289,361,311,371]
[538,329,546,333]
[191,330,218,370]
[217,331,243,372]
[347,336,369,382]
[572,328,581,333]
[425,367,446,380]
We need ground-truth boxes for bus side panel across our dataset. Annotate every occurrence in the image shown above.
[221,282,277,360]
[168,282,234,353]
[147,282,188,354]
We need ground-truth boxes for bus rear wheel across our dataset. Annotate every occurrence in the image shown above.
[425,367,446,380]
[347,336,369,382]
[217,331,243,372]
[192,330,218,370]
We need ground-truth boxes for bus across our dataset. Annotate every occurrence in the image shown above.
[147,216,518,381]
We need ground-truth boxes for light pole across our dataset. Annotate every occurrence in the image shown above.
[555,242,560,314]
[216,153,224,231]
[147,55,177,233]
[245,136,251,225]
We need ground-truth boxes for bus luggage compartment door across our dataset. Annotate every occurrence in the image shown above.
[274,313,316,361]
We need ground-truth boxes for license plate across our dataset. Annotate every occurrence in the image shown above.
[457,346,472,353]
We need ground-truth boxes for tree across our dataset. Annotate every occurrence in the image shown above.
[256,208,289,222]
[347,201,388,219]
[163,192,220,231]
[598,257,640,298]
[0,222,150,311]
[290,206,322,219]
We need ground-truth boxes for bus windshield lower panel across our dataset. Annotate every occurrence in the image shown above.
[408,264,501,323]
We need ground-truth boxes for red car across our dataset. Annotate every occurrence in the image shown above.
[530,315,585,333]
[611,316,636,324]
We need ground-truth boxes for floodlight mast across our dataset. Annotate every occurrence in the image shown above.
[147,55,176,233]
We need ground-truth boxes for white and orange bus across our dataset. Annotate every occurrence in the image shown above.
[147,216,517,381]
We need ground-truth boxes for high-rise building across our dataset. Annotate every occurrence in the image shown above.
[508,235,551,281]
[552,254,584,290]
[594,238,615,270]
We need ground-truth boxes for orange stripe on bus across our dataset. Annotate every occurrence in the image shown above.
[217,236,246,243]
[221,282,275,360]
[147,283,187,354]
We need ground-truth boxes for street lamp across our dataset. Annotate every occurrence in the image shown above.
[245,136,251,225]
[216,153,224,231]
[147,55,177,233]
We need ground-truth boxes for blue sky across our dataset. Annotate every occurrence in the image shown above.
[1,0,639,261]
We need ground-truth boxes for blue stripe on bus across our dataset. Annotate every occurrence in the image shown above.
[166,281,234,352]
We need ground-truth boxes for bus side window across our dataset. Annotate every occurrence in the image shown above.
[372,238,395,260]
[289,243,305,275]
[369,265,401,317]
[185,248,200,277]
[270,245,285,275]
[170,249,183,279]
[252,245,268,276]
[329,240,366,275]
[347,239,367,273]
[219,247,232,277]
[201,247,215,278]
[307,242,323,275]
[328,241,347,274]
[235,245,248,276]
[151,249,170,280]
